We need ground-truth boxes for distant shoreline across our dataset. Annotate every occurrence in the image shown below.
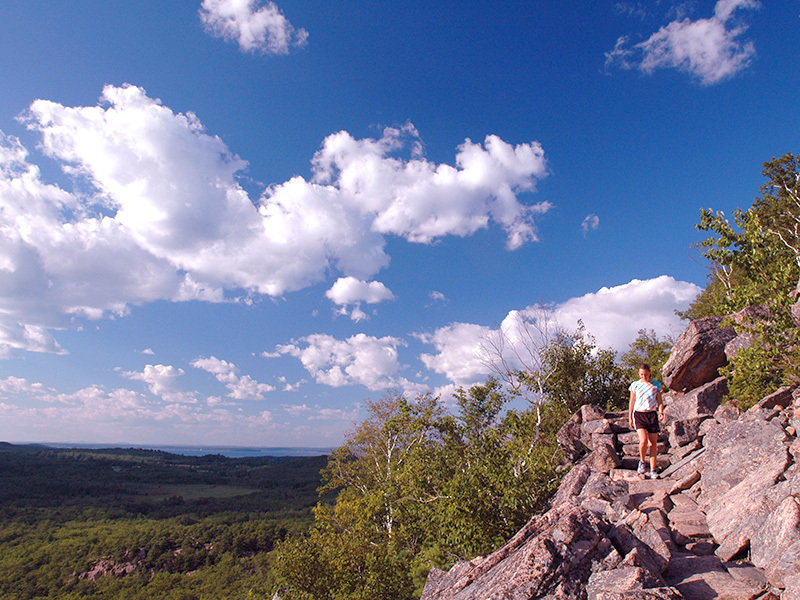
[5,442,332,458]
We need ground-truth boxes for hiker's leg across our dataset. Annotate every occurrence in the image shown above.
[637,427,648,464]
[647,432,659,471]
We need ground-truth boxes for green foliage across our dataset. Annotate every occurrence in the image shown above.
[273,386,565,600]
[677,274,729,320]
[619,329,674,384]
[274,527,414,600]
[0,446,326,600]
[693,152,800,406]
[536,322,628,411]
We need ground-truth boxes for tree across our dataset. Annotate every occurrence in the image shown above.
[619,329,674,384]
[272,385,567,599]
[478,307,564,443]
[318,394,447,545]
[432,380,562,560]
[754,153,800,267]
[539,322,628,412]
[694,153,800,406]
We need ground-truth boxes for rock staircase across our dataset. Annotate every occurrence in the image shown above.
[421,398,798,600]
[421,315,800,600]
[597,408,773,600]
[613,468,768,600]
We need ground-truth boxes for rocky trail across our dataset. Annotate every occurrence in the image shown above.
[421,315,800,600]
[609,441,768,600]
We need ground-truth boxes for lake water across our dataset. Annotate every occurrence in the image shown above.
[39,443,332,458]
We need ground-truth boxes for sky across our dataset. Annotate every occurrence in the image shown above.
[0,0,798,447]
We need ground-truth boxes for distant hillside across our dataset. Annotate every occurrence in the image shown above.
[0,444,329,599]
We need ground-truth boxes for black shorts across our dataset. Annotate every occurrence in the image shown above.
[634,411,660,434]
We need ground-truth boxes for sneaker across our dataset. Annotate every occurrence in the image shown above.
[649,469,659,479]
[637,461,647,475]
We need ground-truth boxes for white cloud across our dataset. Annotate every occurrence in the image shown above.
[307,407,360,421]
[280,402,359,421]
[0,376,53,397]
[199,0,308,55]
[1,86,550,357]
[309,124,550,250]
[326,276,394,321]
[121,364,197,404]
[326,277,395,305]
[277,375,306,392]
[418,276,700,387]
[582,214,600,236]
[418,322,494,387]
[551,275,700,349]
[274,333,418,391]
[282,403,310,416]
[429,290,447,302]
[0,376,288,444]
[606,0,760,84]
[191,356,275,399]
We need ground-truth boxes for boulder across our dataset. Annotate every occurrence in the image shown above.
[668,440,701,463]
[586,566,663,600]
[549,463,591,508]
[713,403,739,422]
[750,495,800,587]
[661,317,736,392]
[586,443,622,473]
[418,503,612,600]
[667,417,708,448]
[590,432,616,451]
[667,471,700,496]
[581,404,605,421]
[706,458,791,561]
[724,332,755,361]
[698,413,790,510]
[590,589,685,600]
[663,377,727,423]
[784,573,800,600]
[557,412,587,462]
[753,386,794,410]
[581,419,613,448]
[696,418,717,438]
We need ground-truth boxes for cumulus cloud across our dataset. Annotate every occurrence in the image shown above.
[191,356,275,399]
[326,277,395,305]
[418,276,700,387]
[199,0,308,55]
[0,375,286,444]
[308,124,550,249]
[582,214,600,236]
[606,0,760,84]
[0,376,53,397]
[1,85,550,357]
[418,322,494,387]
[326,277,394,321]
[121,364,197,404]
[273,333,422,392]
[281,402,359,421]
[551,275,700,349]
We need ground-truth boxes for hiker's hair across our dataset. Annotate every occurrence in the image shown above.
[638,363,651,372]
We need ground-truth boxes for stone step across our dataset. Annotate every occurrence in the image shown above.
[664,553,767,600]
[670,493,700,511]
[667,508,707,527]
[620,456,671,471]
[622,442,668,456]
[670,521,713,546]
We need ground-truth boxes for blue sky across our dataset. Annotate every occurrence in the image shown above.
[0,0,797,447]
